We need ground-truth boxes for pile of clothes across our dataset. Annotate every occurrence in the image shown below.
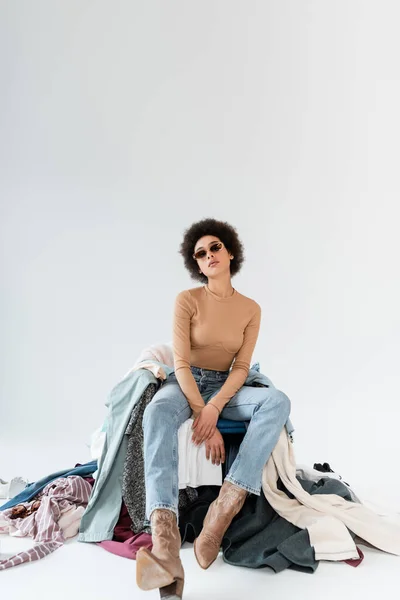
[0,472,94,570]
[1,343,400,573]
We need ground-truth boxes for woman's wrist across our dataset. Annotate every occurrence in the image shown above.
[207,403,221,415]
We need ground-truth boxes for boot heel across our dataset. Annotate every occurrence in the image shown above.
[136,509,184,596]
[159,577,184,599]
[136,547,175,591]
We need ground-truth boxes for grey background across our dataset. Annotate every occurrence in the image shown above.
[1,1,399,502]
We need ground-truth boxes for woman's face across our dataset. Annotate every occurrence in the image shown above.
[193,235,233,279]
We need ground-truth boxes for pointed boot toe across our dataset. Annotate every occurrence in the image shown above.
[193,481,247,570]
[136,509,184,597]
[193,533,220,569]
[136,547,175,591]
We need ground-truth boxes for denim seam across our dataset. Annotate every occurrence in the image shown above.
[145,403,191,521]
[148,503,179,520]
[171,404,191,518]
[227,410,290,495]
[227,451,241,479]
[225,404,259,482]
[223,402,260,410]
[171,411,182,513]
[224,476,261,496]
[172,428,178,511]
[225,394,285,489]
[172,403,192,421]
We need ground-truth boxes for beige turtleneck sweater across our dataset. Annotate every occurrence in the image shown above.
[172,285,261,415]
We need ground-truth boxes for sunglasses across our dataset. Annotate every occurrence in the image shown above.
[192,241,224,261]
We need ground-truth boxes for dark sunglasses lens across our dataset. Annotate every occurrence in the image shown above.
[194,243,222,260]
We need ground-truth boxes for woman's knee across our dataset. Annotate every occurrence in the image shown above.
[260,387,291,418]
[143,395,171,427]
[274,389,291,417]
[142,392,189,430]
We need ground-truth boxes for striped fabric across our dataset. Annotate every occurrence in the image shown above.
[0,476,92,570]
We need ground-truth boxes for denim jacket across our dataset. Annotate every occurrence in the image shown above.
[78,361,294,543]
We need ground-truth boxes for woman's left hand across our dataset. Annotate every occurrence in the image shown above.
[192,404,220,445]
[205,429,225,465]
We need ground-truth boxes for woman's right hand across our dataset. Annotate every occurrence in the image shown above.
[205,429,225,466]
[192,404,219,445]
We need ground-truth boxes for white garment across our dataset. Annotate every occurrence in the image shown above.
[296,464,346,484]
[90,416,222,488]
[129,361,167,381]
[262,429,400,561]
[0,477,29,500]
[90,342,222,488]
[124,342,174,378]
[296,464,361,503]
[58,505,86,539]
[136,342,174,366]
[1,504,86,541]
[178,419,222,489]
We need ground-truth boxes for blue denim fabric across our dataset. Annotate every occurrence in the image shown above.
[217,419,246,434]
[78,360,294,542]
[143,366,291,520]
[241,365,294,438]
[0,461,98,511]
[78,368,164,542]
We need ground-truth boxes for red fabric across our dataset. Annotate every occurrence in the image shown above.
[97,501,152,559]
[344,546,364,567]
[83,476,95,487]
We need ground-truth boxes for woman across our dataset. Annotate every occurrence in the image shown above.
[136,218,291,599]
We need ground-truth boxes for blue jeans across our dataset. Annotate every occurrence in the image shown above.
[142,366,291,520]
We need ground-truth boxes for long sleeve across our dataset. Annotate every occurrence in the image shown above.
[173,291,206,416]
[208,304,261,413]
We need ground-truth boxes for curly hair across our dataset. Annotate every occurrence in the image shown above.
[179,218,245,283]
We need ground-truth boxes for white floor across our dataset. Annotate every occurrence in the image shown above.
[1,533,399,600]
[1,437,399,599]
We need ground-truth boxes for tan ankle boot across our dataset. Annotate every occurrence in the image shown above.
[194,481,247,570]
[136,509,184,599]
